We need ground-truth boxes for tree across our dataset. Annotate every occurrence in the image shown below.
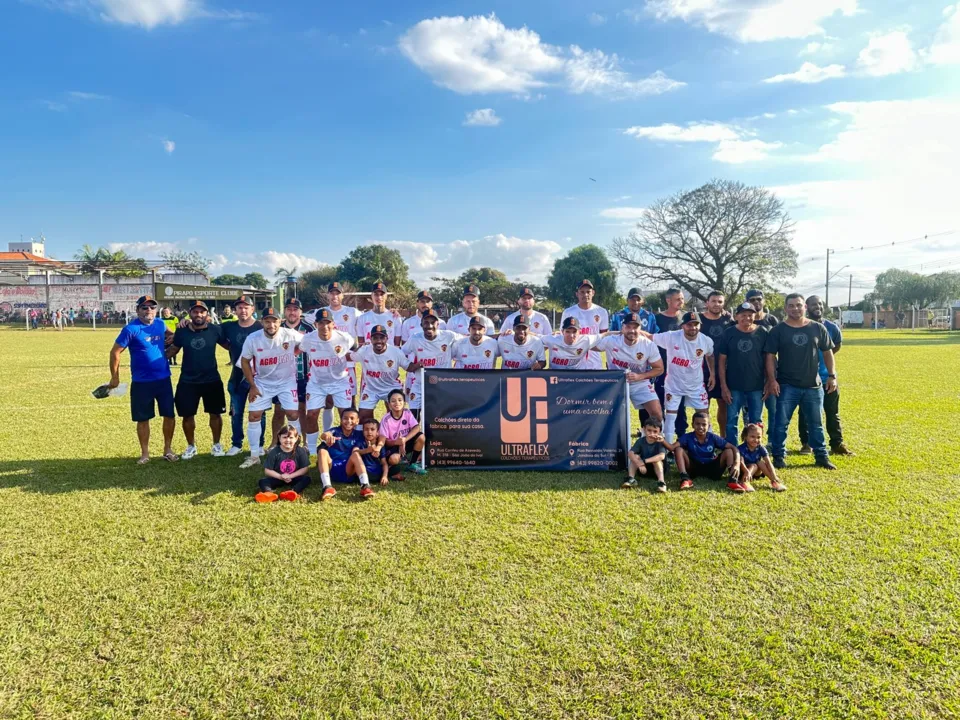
[338,245,414,293]
[866,269,960,309]
[73,244,148,277]
[160,250,212,276]
[297,267,342,306]
[243,272,268,290]
[609,180,798,302]
[275,267,296,282]
[429,267,531,308]
[547,245,620,308]
[211,274,246,286]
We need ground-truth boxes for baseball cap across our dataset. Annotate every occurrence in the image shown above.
[577,279,594,290]
[417,290,433,301]
[463,284,480,297]
[420,311,439,324]
[735,302,757,315]
[234,295,253,306]
[621,312,641,326]
[681,311,701,325]
[745,289,764,300]
[261,307,280,320]
[136,295,158,308]
[370,324,388,337]
[190,300,209,311]
[327,282,343,293]
[371,281,388,294]
[518,286,535,298]
[562,316,580,330]
[468,316,485,328]
[512,314,530,328]
[285,297,302,308]
[314,308,334,323]
[627,288,642,299]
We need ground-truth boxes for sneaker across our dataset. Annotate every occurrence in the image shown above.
[255,492,278,503]
[278,490,299,501]
[831,444,854,456]
[770,480,788,492]
[239,455,261,469]
[181,444,198,461]
[740,479,755,493]
[815,457,837,470]
[226,446,243,457]
[409,462,428,476]
[727,481,746,493]
[621,477,638,489]
[655,481,667,493]
[679,473,693,490]
[211,443,225,457]
[359,485,375,500]
[321,486,337,501]
[798,444,812,455]
[391,473,406,482]
[773,457,787,470]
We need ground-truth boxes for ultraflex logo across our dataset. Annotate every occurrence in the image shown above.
[500,376,549,458]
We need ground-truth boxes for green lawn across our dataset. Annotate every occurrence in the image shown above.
[1,326,958,718]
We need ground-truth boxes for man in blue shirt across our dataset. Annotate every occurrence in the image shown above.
[798,295,851,455]
[610,288,659,334]
[108,295,178,464]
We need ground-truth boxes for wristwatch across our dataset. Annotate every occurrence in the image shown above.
[827,374,837,378]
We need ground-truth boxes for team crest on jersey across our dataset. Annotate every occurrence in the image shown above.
[695,349,704,357]
[484,350,491,358]
[666,393,673,401]
[441,344,448,351]
[387,320,393,327]
[282,342,290,350]
[387,360,394,368]
[534,322,540,328]
[334,345,342,354]
[576,348,584,355]
[410,392,415,400]
[636,352,644,360]
[342,314,348,322]
[362,393,369,400]
[526,350,534,358]
[594,315,600,323]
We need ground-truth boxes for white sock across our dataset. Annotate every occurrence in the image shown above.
[664,413,677,445]
[287,418,301,435]
[247,422,262,456]
[307,432,319,456]
[321,471,331,488]
[358,472,369,487]
[322,408,335,432]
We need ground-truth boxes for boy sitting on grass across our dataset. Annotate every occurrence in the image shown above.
[738,423,787,493]
[317,408,375,501]
[255,425,311,503]
[379,389,427,479]
[354,417,389,486]
[625,417,668,493]
[667,411,743,493]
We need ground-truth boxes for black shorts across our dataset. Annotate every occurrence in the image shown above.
[688,457,725,480]
[386,432,424,459]
[131,379,175,422]
[175,380,226,417]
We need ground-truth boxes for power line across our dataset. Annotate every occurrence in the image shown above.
[795,230,956,265]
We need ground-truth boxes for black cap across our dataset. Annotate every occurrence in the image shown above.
[577,279,594,290]
[417,290,433,301]
[420,311,439,324]
[621,312,641,326]
[681,311,701,326]
[627,288,642,299]
[370,324,388,337]
[190,300,209,311]
[735,302,757,315]
[745,289,764,300]
[261,307,280,320]
[371,281,387,294]
[285,297,302,308]
[518,286,535,298]
[463,284,480,297]
[468,316,485,328]
[562,316,580,330]
[314,308,334,323]
[136,295,158,308]
[327,282,343,293]
[512,314,529,328]
[234,295,253,306]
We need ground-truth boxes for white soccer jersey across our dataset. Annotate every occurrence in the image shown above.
[501,310,552,336]
[560,304,609,369]
[542,333,599,370]
[401,313,448,343]
[322,305,361,336]
[447,312,496,337]
[301,330,354,390]
[498,335,546,370]
[453,336,500,369]
[356,310,398,344]
[595,335,660,374]
[354,344,407,399]
[653,330,714,395]
[239,327,304,386]
[400,329,459,408]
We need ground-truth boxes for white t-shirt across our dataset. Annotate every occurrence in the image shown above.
[498,335,546,370]
[453,336,500,369]
[542,333,599,370]
[447,312,496,337]
[653,330,714,394]
[400,313,448,343]
[239,327,304,387]
[354,344,407,398]
[560,304,610,369]
[594,335,660,381]
[501,310,553,337]
[321,304,361,336]
[355,310,398,344]
[300,330,354,390]
[400,329,459,408]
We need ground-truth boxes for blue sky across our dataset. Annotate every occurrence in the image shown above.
[2,0,959,300]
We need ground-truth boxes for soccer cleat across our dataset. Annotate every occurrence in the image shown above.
[621,477,638,489]
[278,490,299,501]
[770,480,787,492]
[815,457,837,470]
[409,462,428,476]
[831,444,854,456]
[656,481,667,493]
[740,479,756,493]
[359,485,375,499]
[773,457,787,470]
[225,446,243,457]
[181,444,198,461]
[321,486,337,501]
[255,492,278,503]
[727,481,746,493]
[798,444,812,455]
[211,443,225,457]
[239,455,261,469]
[680,479,694,490]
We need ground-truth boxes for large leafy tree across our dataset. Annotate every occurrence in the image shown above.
[547,244,620,308]
[609,179,798,302]
[338,245,414,292]
[297,267,342,306]
[429,267,540,308]
[73,244,148,277]
[243,272,268,289]
[211,274,245,286]
[865,269,960,309]
[160,250,212,276]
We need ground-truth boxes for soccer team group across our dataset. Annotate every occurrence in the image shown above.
[106,278,848,501]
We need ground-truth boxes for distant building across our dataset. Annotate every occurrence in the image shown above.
[8,236,46,257]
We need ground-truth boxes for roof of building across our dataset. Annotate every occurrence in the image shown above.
[0,252,60,264]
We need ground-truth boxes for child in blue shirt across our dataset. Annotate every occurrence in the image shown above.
[667,411,743,492]
[738,423,786,493]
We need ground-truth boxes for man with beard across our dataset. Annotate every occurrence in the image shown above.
[401,311,459,419]
[272,298,314,447]
[497,315,546,370]
[717,302,769,445]
[501,287,552,336]
[654,288,688,440]
[653,311,715,444]
[356,282,398,345]
[700,290,733,435]
[448,285,496,337]
[352,325,410,422]
[300,308,357,457]
[400,290,447,345]
[560,279,609,369]
[453,316,500,369]
[610,288,658,334]
[319,281,362,430]
[221,296,265,457]
[596,312,663,424]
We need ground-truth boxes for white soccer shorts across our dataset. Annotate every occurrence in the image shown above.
[664,387,709,412]
[305,384,353,411]
[628,381,659,409]
[249,382,299,412]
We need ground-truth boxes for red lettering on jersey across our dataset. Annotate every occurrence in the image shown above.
[612,358,629,370]
[671,357,690,368]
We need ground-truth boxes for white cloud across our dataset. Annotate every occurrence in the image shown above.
[208,251,332,277]
[68,91,109,100]
[43,100,67,112]
[108,241,181,256]
[599,207,648,220]
[923,3,960,66]
[162,139,176,154]
[399,14,683,99]
[763,61,846,83]
[612,195,632,201]
[588,12,607,26]
[624,121,782,163]
[800,41,823,55]
[39,0,255,29]
[463,108,502,126]
[856,31,918,76]
[643,0,858,42]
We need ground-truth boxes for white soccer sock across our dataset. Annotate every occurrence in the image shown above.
[320,471,331,488]
[307,432,319,456]
[322,408,335,432]
[358,472,369,487]
[287,418,301,435]
[247,422,262,456]
[664,413,677,445]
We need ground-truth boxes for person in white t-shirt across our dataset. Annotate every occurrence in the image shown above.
[497,315,546,370]
[400,289,448,346]
[501,286,552,337]
[452,316,500,369]
[351,324,411,422]
[401,311,458,419]
[560,279,609,369]
[300,308,357,456]
[355,281,399,346]
[594,312,664,423]
[653,311,715,443]
[447,284,496,337]
[542,316,609,369]
[238,307,305,468]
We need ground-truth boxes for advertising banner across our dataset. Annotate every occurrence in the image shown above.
[102,283,154,312]
[48,285,99,308]
[159,283,254,301]
[423,369,628,471]
[0,285,46,312]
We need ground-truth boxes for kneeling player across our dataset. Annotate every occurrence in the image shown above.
[625,416,668,493]
[671,411,742,492]
[353,417,388,485]
[542,317,610,369]
[316,409,375,500]
[379,389,426,477]
[594,311,663,425]
[353,325,410,423]
[401,311,458,420]
[738,423,786,493]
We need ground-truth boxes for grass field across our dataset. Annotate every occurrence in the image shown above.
[1,326,958,718]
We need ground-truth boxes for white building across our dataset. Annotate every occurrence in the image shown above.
[8,236,45,257]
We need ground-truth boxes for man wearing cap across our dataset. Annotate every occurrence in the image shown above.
[351,324,411,421]
[653,288,688,439]
[221,295,265,457]
[501,287,552,337]
[560,279,609,369]
[542,317,611,370]
[401,290,448,345]
[237,307,306,469]
[498,315,546,370]
[166,301,229,460]
[447,285,496,337]
[700,291,734,435]
[300,308,358,456]
[652,311,715,444]
[272,297,314,446]
[716,302,770,445]
[402,312,460,418]
[452,316,501,369]
[106,295,179,464]
[321,281,362,430]
[356,282,398,346]
[610,288,658,334]
[596,312,663,422]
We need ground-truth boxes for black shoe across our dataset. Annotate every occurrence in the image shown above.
[831,444,854,456]
[773,457,787,470]
[815,457,837,470]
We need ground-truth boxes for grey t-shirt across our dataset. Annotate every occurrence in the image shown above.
[763,321,834,389]
[632,436,666,461]
[263,446,310,475]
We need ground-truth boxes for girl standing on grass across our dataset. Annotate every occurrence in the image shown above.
[737,424,786,493]
[379,389,427,478]
[255,425,312,503]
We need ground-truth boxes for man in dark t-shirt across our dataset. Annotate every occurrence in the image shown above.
[700,290,734,435]
[716,302,768,445]
[221,295,265,456]
[168,301,229,460]
[764,293,837,470]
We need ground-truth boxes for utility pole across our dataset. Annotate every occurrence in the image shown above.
[848,274,852,311]
[825,248,833,308]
